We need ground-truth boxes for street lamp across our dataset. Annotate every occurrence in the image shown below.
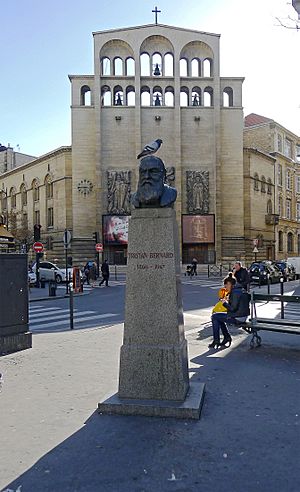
[292,0,300,19]
[0,188,8,230]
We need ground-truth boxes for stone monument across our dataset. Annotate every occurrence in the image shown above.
[98,155,205,419]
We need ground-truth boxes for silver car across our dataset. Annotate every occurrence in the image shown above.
[32,261,73,283]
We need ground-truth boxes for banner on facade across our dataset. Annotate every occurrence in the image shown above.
[103,215,129,245]
[182,215,215,244]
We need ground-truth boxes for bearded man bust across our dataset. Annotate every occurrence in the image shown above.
[132,156,177,208]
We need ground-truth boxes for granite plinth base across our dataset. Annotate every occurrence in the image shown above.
[0,332,32,356]
[98,382,205,420]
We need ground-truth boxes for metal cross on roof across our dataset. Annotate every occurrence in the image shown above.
[152,6,161,24]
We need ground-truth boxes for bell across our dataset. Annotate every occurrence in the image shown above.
[192,94,199,106]
[153,63,161,76]
[154,94,161,106]
[115,93,122,106]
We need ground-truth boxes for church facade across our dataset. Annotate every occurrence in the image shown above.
[69,23,245,265]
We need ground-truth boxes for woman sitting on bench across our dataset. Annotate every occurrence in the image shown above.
[209,275,250,349]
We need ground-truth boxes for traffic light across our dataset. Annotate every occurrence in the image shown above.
[92,231,98,243]
[34,224,42,241]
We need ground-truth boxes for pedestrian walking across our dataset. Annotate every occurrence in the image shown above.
[232,261,250,291]
[89,262,97,287]
[99,259,110,287]
[83,263,90,285]
[191,257,198,276]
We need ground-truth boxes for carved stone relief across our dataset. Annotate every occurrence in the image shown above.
[186,170,209,214]
[107,170,131,214]
[165,166,175,187]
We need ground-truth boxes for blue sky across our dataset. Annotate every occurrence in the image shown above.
[1,0,299,156]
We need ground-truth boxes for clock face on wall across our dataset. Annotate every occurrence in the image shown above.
[77,179,93,196]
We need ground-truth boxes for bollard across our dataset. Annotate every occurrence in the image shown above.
[267,273,270,294]
[115,265,117,281]
[208,265,210,278]
[69,281,74,330]
[280,276,284,319]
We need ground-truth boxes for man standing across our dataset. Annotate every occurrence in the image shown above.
[191,257,198,276]
[233,261,250,291]
[99,259,110,287]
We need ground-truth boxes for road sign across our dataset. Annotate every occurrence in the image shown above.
[63,229,72,248]
[95,243,103,252]
[33,242,44,253]
[253,246,259,253]
[253,239,259,247]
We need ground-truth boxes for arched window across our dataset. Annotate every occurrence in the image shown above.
[287,232,294,253]
[153,86,163,106]
[32,179,39,202]
[180,58,188,77]
[125,57,135,76]
[152,53,162,76]
[267,200,272,215]
[101,85,111,106]
[113,57,123,76]
[261,176,266,193]
[141,86,150,106]
[113,86,124,106]
[165,86,174,107]
[254,173,259,191]
[223,87,233,107]
[101,57,111,76]
[164,53,174,76]
[126,86,135,106]
[45,175,53,199]
[20,184,27,206]
[278,196,283,217]
[267,178,272,194]
[203,58,213,77]
[203,87,213,107]
[140,53,150,76]
[191,58,200,77]
[180,87,189,107]
[278,231,283,252]
[10,187,16,208]
[80,86,91,106]
[191,87,201,106]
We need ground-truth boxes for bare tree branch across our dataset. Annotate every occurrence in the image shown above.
[275,16,300,29]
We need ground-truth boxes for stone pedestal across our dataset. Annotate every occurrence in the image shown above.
[98,208,205,419]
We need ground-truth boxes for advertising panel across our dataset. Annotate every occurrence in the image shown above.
[103,215,129,245]
[182,215,215,244]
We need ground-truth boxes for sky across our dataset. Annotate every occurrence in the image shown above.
[0,0,299,156]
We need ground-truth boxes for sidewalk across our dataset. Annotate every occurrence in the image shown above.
[1,311,300,491]
[28,285,92,302]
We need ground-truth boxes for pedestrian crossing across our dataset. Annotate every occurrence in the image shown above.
[181,277,221,289]
[29,304,118,332]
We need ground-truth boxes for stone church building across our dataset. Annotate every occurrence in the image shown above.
[3,22,299,265]
[69,22,244,264]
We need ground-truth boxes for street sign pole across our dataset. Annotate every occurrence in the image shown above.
[63,230,72,295]
[35,252,40,288]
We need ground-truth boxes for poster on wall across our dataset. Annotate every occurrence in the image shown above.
[103,215,129,245]
[182,215,215,244]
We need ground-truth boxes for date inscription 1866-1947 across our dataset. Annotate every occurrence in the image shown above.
[128,251,174,271]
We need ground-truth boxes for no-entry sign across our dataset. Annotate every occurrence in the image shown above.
[95,243,103,253]
[33,241,44,253]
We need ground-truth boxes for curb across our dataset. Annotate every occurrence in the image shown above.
[29,291,91,303]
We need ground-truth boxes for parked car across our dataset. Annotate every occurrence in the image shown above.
[274,261,296,281]
[249,261,282,284]
[32,261,73,283]
[28,270,37,286]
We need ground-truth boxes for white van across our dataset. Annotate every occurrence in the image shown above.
[287,257,300,279]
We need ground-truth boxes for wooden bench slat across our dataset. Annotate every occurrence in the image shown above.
[255,318,300,327]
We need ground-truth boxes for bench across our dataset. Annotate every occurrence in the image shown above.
[234,292,300,348]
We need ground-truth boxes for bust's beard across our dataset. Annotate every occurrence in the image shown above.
[136,182,164,206]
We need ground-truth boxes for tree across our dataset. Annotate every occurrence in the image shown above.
[8,211,33,246]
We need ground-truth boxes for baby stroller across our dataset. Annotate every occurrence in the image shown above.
[186,265,194,277]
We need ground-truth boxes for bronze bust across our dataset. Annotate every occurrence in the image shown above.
[132,156,177,208]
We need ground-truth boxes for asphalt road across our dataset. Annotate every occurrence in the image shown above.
[28,276,300,334]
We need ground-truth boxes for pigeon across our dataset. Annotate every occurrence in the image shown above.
[137,139,163,159]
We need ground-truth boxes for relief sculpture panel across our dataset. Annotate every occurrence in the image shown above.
[186,170,209,214]
[107,170,131,214]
